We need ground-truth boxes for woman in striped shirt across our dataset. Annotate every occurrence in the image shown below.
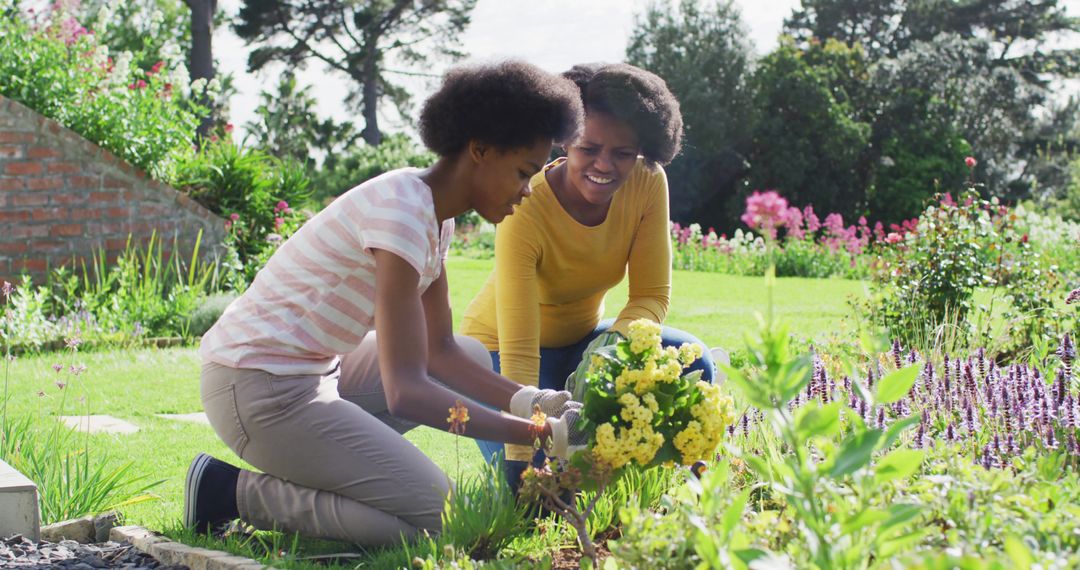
[183,61,589,546]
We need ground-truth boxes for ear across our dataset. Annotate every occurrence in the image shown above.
[467,140,488,164]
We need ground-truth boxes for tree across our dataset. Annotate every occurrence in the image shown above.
[234,0,476,146]
[244,71,358,166]
[185,0,217,138]
[786,0,1079,62]
[786,0,1080,203]
[747,38,873,221]
[626,0,756,224]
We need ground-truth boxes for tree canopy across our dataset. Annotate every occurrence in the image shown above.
[234,0,476,145]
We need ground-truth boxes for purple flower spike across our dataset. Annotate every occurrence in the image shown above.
[1045,424,1059,450]
[1057,335,1075,380]
[891,339,903,369]
[1066,287,1079,305]
[980,444,994,470]
[1006,432,1019,456]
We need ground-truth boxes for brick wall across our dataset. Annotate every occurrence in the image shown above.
[0,94,225,284]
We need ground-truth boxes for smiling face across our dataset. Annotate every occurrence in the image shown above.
[563,112,641,206]
[470,137,552,224]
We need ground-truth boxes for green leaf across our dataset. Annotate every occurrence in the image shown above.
[840,508,890,535]
[874,365,919,404]
[795,401,842,439]
[878,503,922,535]
[733,548,771,567]
[830,428,883,478]
[723,488,752,536]
[723,367,772,410]
[877,528,930,558]
[743,454,772,480]
[1004,535,1034,569]
[874,449,925,485]
[880,414,921,451]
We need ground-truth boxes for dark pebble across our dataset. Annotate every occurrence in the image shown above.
[0,534,188,570]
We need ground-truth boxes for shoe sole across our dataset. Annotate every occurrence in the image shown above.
[183,453,212,529]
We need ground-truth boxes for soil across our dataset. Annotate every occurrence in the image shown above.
[548,541,613,570]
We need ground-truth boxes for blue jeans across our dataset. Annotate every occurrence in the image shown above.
[475,319,715,487]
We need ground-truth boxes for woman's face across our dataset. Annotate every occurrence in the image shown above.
[471,138,552,224]
[564,112,640,206]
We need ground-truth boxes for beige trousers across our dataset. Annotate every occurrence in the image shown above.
[199,333,492,545]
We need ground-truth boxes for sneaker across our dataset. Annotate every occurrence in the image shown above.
[183,453,240,532]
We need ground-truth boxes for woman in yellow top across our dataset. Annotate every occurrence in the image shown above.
[461,63,716,485]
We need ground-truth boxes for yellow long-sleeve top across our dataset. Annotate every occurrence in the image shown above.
[461,157,672,390]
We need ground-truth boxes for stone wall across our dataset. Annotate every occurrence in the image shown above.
[0,94,225,284]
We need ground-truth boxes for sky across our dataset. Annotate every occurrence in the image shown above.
[214,0,801,140]
[214,0,1080,142]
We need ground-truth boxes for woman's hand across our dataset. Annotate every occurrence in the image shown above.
[545,407,589,459]
[509,386,581,419]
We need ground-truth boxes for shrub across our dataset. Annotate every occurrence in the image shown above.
[865,190,1065,357]
[185,292,237,338]
[0,6,203,181]
[173,139,311,282]
[311,133,436,203]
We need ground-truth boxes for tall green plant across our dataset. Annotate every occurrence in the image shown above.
[173,139,311,280]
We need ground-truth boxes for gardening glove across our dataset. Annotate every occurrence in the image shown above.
[565,331,624,401]
[509,385,574,419]
[545,406,589,460]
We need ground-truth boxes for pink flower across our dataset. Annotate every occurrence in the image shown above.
[274,217,284,231]
[885,232,903,244]
[148,61,165,75]
[741,190,789,240]
[803,206,820,233]
[224,123,234,133]
[59,16,89,46]
[274,200,291,214]
[965,156,977,169]
[229,213,240,222]
[784,207,805,239]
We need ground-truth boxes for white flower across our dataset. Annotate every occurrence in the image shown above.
[169,62,190,94]
[206,78,222,97]
[91,45,109,69]
[148,9,165,34]
[110,51,134,87]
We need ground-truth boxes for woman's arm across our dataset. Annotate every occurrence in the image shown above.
[372,249,546,445]
[492,212,544,388]
[422,266,521,409]
[612,166,672,335]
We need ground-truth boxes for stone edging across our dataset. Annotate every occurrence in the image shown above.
[109,525,275,570]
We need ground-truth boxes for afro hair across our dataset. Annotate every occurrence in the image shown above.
[419,60,583,157]
[563,63,683,167]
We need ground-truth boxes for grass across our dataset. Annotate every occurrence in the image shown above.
[1,256,867,557]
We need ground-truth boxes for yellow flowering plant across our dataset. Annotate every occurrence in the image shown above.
[575,318,735,473]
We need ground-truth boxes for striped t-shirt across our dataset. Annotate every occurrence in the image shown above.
[199,168,454,376]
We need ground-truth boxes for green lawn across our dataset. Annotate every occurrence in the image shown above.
[1,257,867,530]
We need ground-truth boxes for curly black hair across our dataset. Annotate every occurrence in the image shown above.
[419,60,583,156]
[562,63,683,167]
